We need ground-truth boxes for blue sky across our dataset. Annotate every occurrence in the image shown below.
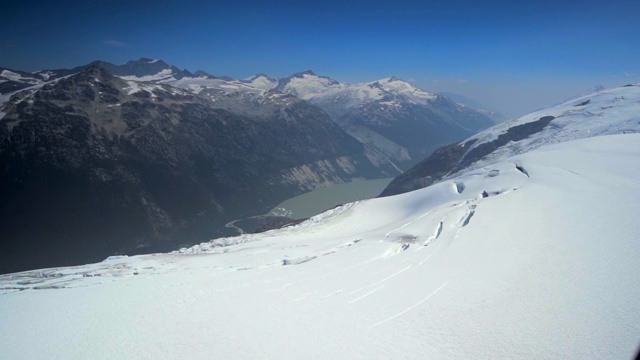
[1,0,639,117]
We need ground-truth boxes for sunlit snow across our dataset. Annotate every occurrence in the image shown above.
[0,70,42,84]
[283,74,437,106]
[120,68,176,82]
[1,85,639,359]
[167,76,268,94]
[465,85,640,156]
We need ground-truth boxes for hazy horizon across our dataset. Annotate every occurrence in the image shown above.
[2,0,638,118]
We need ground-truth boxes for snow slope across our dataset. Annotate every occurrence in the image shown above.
[1,126,639,358]
[380,84,640,197]
[465,85,640,155]
[0,69,43,85]
[456,84,640,173]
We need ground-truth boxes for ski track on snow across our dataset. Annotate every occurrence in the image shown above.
[368,281,450,328]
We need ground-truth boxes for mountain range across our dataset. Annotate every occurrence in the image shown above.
[0,58,493,273]
[268,70,494,167]
[89,61,495,168]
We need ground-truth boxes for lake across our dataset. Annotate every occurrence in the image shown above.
[269,178,393,219]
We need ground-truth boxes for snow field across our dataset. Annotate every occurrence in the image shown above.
[1,134,639,359]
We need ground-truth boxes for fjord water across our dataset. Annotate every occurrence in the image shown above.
[269,178,394,219]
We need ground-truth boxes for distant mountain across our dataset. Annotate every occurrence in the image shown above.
[0,67,47,94]
[0,62,397,274]
[275,73,494,168]
[99,66,494,170]
[439,92,506,123]
[85,58,193,81]
[0,58,193,97]
[380,83,640,197]
[242,74,278,90]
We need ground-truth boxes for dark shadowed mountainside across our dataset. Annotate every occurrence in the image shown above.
[0,64,394,273]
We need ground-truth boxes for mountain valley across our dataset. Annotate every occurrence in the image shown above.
[0,58,494,273]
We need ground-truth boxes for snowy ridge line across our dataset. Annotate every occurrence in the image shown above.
[440,84,640,178]
[280,73,437,105]
[125,68,442,109]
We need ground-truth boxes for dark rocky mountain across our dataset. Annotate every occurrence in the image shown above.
[83,58,193,79]
[1,58,193,98]
[192,70,212,77]
[0,63,394,274]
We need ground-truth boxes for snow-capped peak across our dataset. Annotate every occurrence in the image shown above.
[276,72,437,106]
[242,74,278,90]
[365,76,436,101]
[276,71,344,100]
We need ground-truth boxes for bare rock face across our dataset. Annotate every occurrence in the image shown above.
[0,65,394,274]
